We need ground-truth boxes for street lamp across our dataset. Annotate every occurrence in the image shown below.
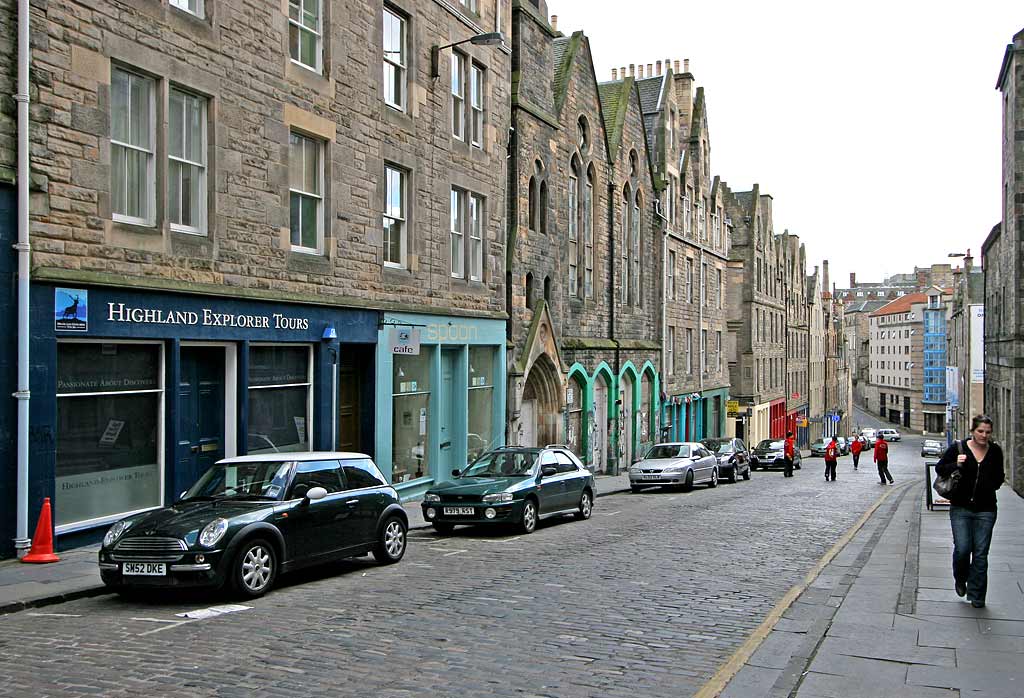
[431,32,504,79]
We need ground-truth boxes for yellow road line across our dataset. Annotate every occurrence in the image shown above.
[691,481,911,698]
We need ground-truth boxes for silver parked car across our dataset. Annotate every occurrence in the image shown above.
[629,442,719,492]
[921,439,944,457]
[878,428,901,442]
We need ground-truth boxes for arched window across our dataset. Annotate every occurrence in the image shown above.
[568,157,581,297]
[525,272,534,310]
[543,275,551,302]
[528,176,536,231]
[539,180,548,234]
[584,165,595,298]
[577,116,589,152]
[632,190,642,306]
[621,185,630,305]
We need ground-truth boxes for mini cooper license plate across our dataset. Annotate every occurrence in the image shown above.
[123,562,166,576]
[443,506,475,515]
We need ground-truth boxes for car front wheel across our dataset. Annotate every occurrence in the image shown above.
[708,468,719,488]
[742,466,751,481]
[231,538,277,599]
[519,499,538,534]
[575,491,593,520]
[727,465,737,483]
[682,470,694,492]
[373,516,407,564]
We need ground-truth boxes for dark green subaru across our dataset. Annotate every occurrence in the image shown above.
[421,446,596,534]
[98,453,408,598]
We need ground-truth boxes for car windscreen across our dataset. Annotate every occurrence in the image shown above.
[462,450,540,477]
[703,440,733,454]
[646,445,691,459]
[184,461,293,500]
[924,440,941,447]
[755,440,783,451]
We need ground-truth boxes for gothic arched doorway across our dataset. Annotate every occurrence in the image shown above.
[521,353,562,447]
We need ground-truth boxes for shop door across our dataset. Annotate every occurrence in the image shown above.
[520,400,536,446]
[592,378,608,474]
[178,347,225,490]
[438,349,457,471]
[338,367,361,453]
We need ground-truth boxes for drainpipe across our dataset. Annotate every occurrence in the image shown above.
[14,0,31,556]
[608,181,618,474]
[698,246,704,437]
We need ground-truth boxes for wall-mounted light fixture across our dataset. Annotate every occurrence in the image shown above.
[430,32,504,79]
[322,325,337,341]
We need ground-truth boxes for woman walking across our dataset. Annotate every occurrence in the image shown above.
[934,415,1005,608]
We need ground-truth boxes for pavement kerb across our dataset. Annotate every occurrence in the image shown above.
[1,483,635,616]
[691,479,915,698]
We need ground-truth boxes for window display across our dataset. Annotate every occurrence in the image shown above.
[56,343,163,528]
[467,346,495,461]
[248,345,312,454]
[392,350,432,482]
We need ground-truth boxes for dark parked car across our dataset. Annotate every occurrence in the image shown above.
[750,439,802,471]
[421,446,595,534]
[98,453,408,598]
[702,437,751,483]
[835,437,850,455]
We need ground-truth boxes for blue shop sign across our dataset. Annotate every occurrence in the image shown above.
[48,285,377,343]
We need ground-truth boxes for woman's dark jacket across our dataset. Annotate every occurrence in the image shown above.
[935,440,1005,512]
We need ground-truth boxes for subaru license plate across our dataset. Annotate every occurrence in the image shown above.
[443,507,475,516]
[122,562,166,576]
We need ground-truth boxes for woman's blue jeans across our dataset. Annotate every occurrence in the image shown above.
[949,506,997,602]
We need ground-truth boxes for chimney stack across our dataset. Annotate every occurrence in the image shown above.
[683,58,690,73]
[822,260,830,293]
[964,248,973,272]
[665,57,671,73]
[629,63,635,77]
[674,60,680,73]
[550,15,557,31]
[646,63,653,78]
[621,65,627,79]
[612,68,618,80]
[656,60,662,76]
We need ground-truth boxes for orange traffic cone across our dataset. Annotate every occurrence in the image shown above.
[21,498,60,564]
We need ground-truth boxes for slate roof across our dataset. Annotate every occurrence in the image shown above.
[635,76,664,148]
[552,33,582,115]
[870,293,928,317]
[597,79,632,162]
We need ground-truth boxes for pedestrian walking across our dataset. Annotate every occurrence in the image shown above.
[783,431,795,477]
[934,415,1004,608]
[850,436,863,469]
[824,436,839,481]
[873,432,894,484]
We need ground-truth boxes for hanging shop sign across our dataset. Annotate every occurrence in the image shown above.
[389,327,421,356]
[726,400,739,417]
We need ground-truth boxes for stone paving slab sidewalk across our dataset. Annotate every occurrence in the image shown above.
[0,471,634,615]
[718,482,1024,698]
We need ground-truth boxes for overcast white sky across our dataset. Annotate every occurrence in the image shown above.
[547,0,1021,290]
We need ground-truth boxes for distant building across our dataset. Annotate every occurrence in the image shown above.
[946,252,984,442]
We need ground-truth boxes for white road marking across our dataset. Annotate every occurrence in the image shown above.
[131,617,181,624]
[136,620,193,636]
[26,612,82,618]
[428,547,466,557]
[602,510,622,516]
[175,604,251,620]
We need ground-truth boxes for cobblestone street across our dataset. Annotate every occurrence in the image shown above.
[0,432,924,698]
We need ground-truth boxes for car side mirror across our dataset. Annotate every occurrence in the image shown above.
[542,466,557,477]
[451,469,461,477]
[306,486,328,501]
[179,490,187,501]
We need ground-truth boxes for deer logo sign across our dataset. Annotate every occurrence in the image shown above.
[55,288,88,332]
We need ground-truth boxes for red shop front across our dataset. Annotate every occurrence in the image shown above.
[769,398,787,438]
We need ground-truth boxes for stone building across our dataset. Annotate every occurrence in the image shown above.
[782,233,809,444]
[946,251,984,442]
[823,288,852,438]
[842,297,888,411]
[723,186,788,445]
[625,58,731,443]
[806,267,826,443]
[0,0,512,556]
[506,3,661,472]
[986,26,1024,495]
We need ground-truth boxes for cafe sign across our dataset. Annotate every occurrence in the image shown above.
[389,327,421,355]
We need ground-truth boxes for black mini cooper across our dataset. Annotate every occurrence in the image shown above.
[98,453,408,598]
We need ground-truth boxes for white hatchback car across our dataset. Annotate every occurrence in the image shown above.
[878,428,901,442]
[629,442,719,492]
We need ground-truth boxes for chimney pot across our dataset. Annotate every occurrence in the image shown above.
[822,260,830,293]
[683,58,690,73]
[612,68,618,80]
[674,60,680,73]
[550,15,557,31]
[647,63,653,77]
[629,63,635,77]
[656,60,662,76]
[621,65,627,79]
[850,272,856,287]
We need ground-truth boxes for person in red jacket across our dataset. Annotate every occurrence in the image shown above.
[874,433,894,484]
[850,436,863,470]
[783,431,795,477]
[824,436,839,481]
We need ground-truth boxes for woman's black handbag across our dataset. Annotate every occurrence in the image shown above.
[933,441,963,497]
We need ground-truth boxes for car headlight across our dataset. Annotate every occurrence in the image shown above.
[483,492,513,503]
[198,518,228,547]
[424,493,440,503]
[664,465,686,473]
[103,519,133,548]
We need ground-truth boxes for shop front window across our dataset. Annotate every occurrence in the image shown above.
[248,345,312,454]
[467,346,495,462]
[392,349,432,483]
[56,342,163,529]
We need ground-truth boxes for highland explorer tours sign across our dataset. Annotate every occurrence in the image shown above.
[105,303,310,330]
